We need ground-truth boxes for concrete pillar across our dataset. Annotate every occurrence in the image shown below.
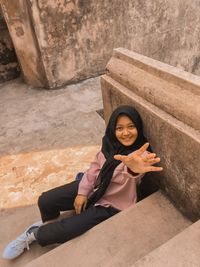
[101,48,200,221]
[0,5,20,83]
[0,0,48,87]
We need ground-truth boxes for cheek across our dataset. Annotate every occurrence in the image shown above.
[115,131,120,140]
[132,129,138,138]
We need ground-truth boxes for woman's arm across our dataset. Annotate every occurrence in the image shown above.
[78,151,102,195]
[74,151,102,214]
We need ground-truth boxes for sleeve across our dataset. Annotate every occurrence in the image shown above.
[78,151,102,197]
[125,166,145,184]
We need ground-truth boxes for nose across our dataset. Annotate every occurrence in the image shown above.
[122,128,129,135]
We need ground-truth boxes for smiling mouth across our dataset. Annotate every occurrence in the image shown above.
[122,138,132,141]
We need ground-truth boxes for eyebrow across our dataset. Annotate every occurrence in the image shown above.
[116,122,135,126]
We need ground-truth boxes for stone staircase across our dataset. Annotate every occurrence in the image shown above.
[1,190,193,267]
[133,220,200,267]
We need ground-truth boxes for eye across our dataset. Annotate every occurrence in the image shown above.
[128,124,136,129]
[116,126,123,131]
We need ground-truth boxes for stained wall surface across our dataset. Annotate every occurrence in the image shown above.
[0,6,20,83]
[1,0,200,88]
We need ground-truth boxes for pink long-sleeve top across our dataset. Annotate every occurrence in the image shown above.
[78,150,144,211]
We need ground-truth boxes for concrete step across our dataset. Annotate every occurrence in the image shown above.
[22,191,191,267]
[0,205,76,267]
[132,219,200,267]
[0,205,53,267]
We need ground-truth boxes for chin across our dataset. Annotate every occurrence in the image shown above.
[122,141,134,146]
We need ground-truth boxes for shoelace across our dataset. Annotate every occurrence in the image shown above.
[25,233,30,250]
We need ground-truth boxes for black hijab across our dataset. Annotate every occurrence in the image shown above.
[86,105,148,207]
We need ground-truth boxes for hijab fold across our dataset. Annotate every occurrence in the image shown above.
[86,105,148,208]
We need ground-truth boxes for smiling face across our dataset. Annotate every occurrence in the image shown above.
[115,115,138,146]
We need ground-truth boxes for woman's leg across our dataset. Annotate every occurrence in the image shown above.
[37,206,119,246]
[38,180,79,222]
[2,180,80,260]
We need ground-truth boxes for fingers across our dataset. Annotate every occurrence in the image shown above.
[144,157,160,164]
[149,159,160,165]
[114,146,163,174]
[83,200,88,211]
[144,153,156,160]
[74,203,82,214]
[114,154,127,161]
[137,143,149,154]
[147,166,163,172]
[74,195,88,214]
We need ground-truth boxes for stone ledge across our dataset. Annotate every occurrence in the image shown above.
[133,219,200,267]
[106,48,200,131]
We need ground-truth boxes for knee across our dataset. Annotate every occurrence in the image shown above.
[38,192,49,210]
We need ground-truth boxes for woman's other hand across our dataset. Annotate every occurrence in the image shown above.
[114,143,163,174]
[74,195,88,214]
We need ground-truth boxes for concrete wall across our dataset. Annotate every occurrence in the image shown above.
[0,1,48,87]
[126,0,200,76]
[0,6,20,83]
[101,48,200,221]
[1,0,200,88]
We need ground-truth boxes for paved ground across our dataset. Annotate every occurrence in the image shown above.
[0,76,105,157]
[0,75,105,212]
[0,76,105,266]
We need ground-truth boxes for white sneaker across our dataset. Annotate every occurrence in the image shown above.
[2,220,43,260]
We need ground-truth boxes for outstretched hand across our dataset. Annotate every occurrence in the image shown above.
[114,143,163,174]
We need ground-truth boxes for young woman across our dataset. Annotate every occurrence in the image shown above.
[3,105,162,260]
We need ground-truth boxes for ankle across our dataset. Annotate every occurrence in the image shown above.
[27,226,39,240]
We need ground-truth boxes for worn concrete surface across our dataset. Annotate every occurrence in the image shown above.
[0,145,100,211]
[0,76,104,157]
[2,0,200,87]
[101,49,200,221]
[0,205,53,267]
[133,219,200,267]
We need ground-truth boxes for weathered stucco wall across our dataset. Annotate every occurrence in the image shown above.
[101,48,200,221]
[126,0,200,76]
[29,0,129,87]
[1,0,200,88]
[0,6,20,83]
[0,0,48,87]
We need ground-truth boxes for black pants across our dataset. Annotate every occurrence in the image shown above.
[37,180,119,246]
